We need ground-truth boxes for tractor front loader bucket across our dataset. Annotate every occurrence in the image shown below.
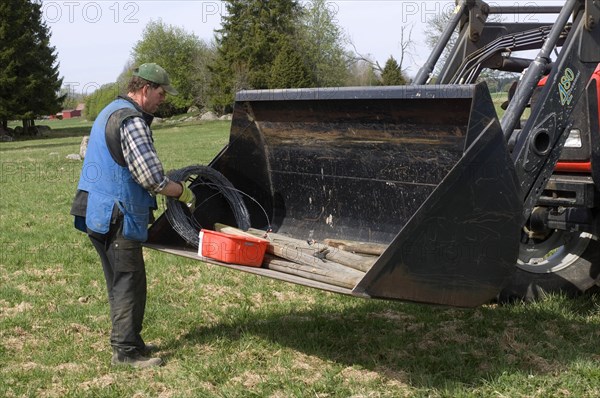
[148,82,523,307]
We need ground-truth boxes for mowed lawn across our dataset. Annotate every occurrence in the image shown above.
[1,118,599,397]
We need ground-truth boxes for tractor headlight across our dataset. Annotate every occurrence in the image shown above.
[564,129,582,148]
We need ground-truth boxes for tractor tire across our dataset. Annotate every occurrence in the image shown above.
[498,230,600,302]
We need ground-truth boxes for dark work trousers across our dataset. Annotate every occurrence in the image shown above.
[88,218,147,355]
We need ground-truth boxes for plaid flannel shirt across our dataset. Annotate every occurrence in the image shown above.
[120,116,169,194]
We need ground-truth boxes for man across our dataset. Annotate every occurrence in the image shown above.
[71,63,195,368]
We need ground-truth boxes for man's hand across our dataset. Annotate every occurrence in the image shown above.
[177,182,196,209]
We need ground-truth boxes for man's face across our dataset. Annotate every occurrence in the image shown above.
[142,85,166,114]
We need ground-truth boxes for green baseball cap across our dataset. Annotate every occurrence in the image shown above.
[133,63,178,95]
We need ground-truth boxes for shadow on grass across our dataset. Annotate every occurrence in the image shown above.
[173,292,599,389]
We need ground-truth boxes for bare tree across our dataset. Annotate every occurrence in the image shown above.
[348,24,415,77]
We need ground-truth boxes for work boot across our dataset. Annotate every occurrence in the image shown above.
[111,350,163,369]
[139,342,159,356]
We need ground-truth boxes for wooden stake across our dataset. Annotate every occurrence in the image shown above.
[262,255,361,289]
[250,227,376,272]
[214,224,376,272]
[214,224,367,286]
[323,238,387,256]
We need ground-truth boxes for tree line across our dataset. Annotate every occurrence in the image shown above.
[86,0,409,120]
[1,0,409,130]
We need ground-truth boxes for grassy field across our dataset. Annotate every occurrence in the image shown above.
[1,118,599,397]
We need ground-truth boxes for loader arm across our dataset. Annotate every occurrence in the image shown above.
[355,0,600,306]
[505,2,600,220]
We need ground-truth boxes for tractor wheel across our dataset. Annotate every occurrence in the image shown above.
[498,229,600,302]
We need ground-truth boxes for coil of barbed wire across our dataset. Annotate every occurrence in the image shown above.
[164,165,251,248]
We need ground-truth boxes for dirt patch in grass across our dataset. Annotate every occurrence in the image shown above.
[272,289,316,304]
[378,369,413,390]
[1,326,32,352]
[230,370,264,388]
[12,266,64,281]
[37,382,70,398]
[0,301,33,317]
[78,374,116,391]
[340,366,380,383]
[437,320,472,345]
[16,283,39,296]
[501,326,559,373]
[201,283,241,298]
[15,361,84,373]
[286,352,326,385]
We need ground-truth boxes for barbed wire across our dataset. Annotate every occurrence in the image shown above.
[164,165,251,248]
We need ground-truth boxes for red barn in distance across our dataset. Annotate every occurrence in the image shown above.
[50,103,85,119]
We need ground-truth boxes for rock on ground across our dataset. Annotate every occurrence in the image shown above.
[79,136,89,159]
[66,154,82,161]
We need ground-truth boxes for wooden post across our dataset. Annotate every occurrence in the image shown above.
[262,255,361,289]
[248,228,376,272]
[323,239,387,256]
[214,224,367,288]
[214,224,376,272]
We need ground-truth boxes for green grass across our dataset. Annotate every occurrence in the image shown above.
[490,91,532,120]
[1,118,599,397]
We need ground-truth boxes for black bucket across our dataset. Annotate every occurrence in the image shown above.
[149,82,523,307]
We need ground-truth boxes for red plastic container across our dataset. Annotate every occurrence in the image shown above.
[198,229,268,267]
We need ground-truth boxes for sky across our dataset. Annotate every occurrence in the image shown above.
[41,0,455,93]
[41,0,561,95]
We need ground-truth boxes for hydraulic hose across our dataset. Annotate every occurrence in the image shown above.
[500,0,578,141]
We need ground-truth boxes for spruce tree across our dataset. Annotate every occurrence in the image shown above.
[0,0,64,134]
[270,38,312,88]
[0,0,23,130]
[209,0,302,113]
[381,56,407,86]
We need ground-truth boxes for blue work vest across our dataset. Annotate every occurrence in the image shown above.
[77,99,157,241]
